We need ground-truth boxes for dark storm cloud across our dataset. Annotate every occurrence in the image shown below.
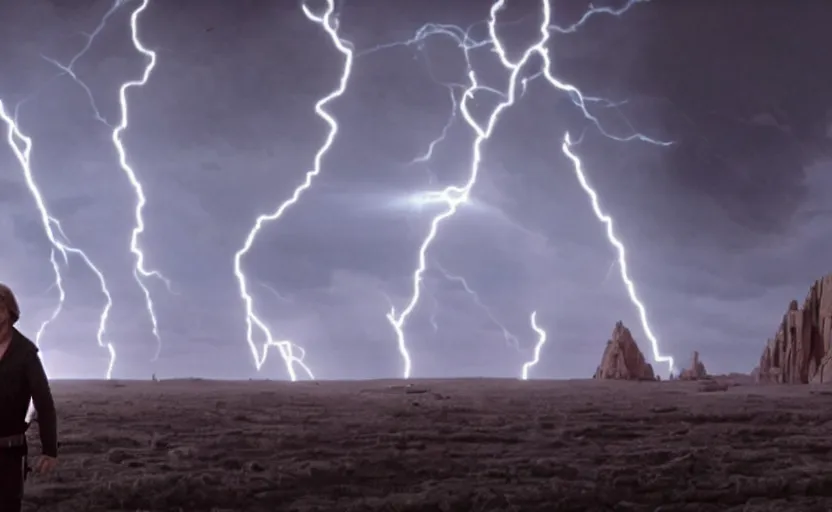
[0,0,828,380]
[600,1,830,239]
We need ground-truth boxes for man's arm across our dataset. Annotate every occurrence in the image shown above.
[26,353,57,457]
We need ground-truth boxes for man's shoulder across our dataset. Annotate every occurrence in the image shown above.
[0,330,38,373]
[11,329,38,356]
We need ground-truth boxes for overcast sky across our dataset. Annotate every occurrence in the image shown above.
[0,0,829,380]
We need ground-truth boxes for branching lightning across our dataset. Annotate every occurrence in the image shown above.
[37,0,172,364]
[6,0,134,380]
[386,1,552,379]
[562,134,674,373]
[381,0,675,378]
[550,0,651,34]
[5,0,675,381]
[0,102,116,379]
[40,0,127,127]
[542,0,675,375]
[112,0,172,362]
[233,0,353,379]
[520,311,547,380]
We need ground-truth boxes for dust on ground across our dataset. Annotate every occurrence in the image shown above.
[22,378,832,511]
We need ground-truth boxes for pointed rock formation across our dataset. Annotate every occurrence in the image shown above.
[754,274,832,384]
[593,321,656,381]
[679,351,708,380]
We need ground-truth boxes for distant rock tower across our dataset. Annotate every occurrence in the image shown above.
[593,321,656,381]
[679,351,708,380]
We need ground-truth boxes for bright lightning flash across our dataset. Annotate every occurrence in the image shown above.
[521,311,547,380]
[113,0,173,362]
[0,102,116,379]
[233,0,353,379]
[562,134,674,374]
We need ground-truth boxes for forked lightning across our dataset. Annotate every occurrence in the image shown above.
[0,103,116,379]
[233,0,353,379]
[380,0,675,377]
[7,0,676,380]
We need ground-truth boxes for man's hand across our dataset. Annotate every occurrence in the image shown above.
[33,455,57,474]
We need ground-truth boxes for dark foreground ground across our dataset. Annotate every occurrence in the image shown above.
[21,378,832,511]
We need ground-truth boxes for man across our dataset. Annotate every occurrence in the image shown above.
[0,284,58,512]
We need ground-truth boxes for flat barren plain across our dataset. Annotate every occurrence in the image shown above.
[20,378,832,512]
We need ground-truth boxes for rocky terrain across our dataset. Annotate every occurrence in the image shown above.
[754,273,832,383]
[17,275,832,511]
[21,378,832,512]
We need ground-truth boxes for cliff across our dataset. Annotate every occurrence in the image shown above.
[754,274,832,384]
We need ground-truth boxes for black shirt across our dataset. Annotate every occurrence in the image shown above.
[0,329,58,457]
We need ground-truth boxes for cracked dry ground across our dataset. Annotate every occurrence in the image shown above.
[21,379,832,512]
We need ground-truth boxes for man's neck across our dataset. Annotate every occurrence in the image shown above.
[0,336,10,361]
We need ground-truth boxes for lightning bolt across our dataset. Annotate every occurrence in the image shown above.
[112,0,173,362]
[383,0,674,378]
[0,102,116,379]
[12,0,673,381]
[37,0,170,363]
[7,0,128,379]
[405,78,518,349]
[361,22,507,172]
[385,1,550,379]
[233,0,353,379]
[562,134,674,373]
[521,311,547,380]
[433,262,520,350]
[537,0,675,375]
[512,4,671,146]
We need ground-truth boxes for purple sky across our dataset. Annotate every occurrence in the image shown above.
[0,0,829,380]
